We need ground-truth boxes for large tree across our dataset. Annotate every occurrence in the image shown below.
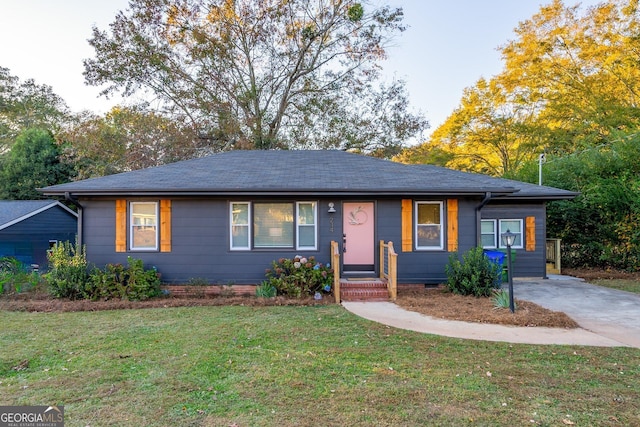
[61,106,209,178]
[400,0,640,174]
[0,67,70,151]
[0,128,74,200]
[83,0,427,155]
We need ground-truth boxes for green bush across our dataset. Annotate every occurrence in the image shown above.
[445,247,502,297]
[46,240,160,301]
[255,281,277,298]
[264,255,333,298]
[86,257,161,301]
[45,241,89,300]
[0,257,42,294]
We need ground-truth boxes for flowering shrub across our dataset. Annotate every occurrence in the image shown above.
[263,255,333,298]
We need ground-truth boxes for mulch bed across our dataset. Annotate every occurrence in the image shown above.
[0,291,334,313]
[396,287,579,328]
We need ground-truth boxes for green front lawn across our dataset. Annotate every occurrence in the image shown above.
[590,279,640,294]
[1,305,638,426]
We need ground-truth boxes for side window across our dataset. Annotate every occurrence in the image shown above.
[130,202,158,250]
[230,202,251,250]
[415,201,444,250]
[481,219,497,248]
[499,219,523,249]
[297,202,317,250]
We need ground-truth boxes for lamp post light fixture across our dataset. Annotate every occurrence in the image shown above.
[501,229,516,313]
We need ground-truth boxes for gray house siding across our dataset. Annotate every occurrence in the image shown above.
[83,198,338,284]
[81,196,549,285]
[0,207,77,269]
[81,196,514,285]
[481,202,547,278]
[382,197,480,284]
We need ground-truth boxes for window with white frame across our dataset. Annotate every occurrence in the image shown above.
[130,202,158,250]
[230,202,251,249]
[498,219,523,249]
[481,219,524,249]
[481,219,497,248]
[296,202,317,249]
[415,201,444,250]
[230,201,317,250]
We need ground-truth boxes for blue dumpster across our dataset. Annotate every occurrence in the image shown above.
[483,250,506,285]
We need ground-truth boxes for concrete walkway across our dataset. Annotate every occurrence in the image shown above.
[342,276,640,348]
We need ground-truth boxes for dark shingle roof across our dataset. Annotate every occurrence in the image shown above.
[0,200,77,230]
[40,150,577,199]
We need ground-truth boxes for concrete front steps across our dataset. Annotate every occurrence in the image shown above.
[339,278,389,301]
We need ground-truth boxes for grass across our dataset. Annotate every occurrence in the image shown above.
[1,305,638,426]
[590,279,640,294]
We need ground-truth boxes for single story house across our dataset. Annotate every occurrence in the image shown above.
[40,150,576,288]
[0,200,78,270]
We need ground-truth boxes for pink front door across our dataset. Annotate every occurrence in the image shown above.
[343,202,375,271]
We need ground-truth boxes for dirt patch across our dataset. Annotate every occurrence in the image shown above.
[396,286,579,328]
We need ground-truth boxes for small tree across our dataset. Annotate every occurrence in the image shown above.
[0,128,74,199]
[445,247,501,297]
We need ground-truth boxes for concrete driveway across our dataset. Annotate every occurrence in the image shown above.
[513,275,640,348]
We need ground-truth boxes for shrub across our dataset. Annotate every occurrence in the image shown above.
[445,247,501,297]
[0,257,42,294]
[45,241,89,300]
[86,257,161,301]
[264,255,333,298]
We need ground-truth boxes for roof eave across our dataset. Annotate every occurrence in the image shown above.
[41,187,519,198]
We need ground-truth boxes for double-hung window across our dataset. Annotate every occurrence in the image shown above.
[296,202,317,249]
[415,201,444,250]
[231,202,251,250]
[498,219,523,249]
[481,218,524,249]
[481,219,497,248]
[230,201,317,250]
[130,202,158,251]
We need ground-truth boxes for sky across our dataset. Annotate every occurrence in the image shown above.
[1,0,602,136]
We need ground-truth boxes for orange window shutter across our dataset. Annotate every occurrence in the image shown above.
[160,200,172,252]
[401,199,413,252]
[115,200,127,252]
[526,216,536,251]
[447,199,459,252]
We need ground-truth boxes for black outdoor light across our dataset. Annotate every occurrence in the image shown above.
[501,229,516,313]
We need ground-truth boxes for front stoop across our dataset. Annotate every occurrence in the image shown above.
[340,278,389,301]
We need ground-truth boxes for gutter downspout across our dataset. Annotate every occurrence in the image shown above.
[64,192,83,247]
[475,192,492,246]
